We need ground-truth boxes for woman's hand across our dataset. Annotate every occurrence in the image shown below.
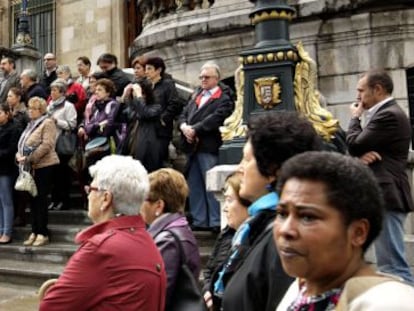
[16,154,26,164]
[204,291,213,309]
[78,127,88,140]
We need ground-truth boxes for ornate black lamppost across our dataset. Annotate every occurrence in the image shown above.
[219,0,298,164]
[13,0,34,48]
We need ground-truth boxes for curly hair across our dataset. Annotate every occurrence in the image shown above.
[277,151,384,252]
[247,111,321,179]
[95,78,116,98]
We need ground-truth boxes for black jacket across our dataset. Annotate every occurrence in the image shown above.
[40,69,57,96]
[153,77,183,139]
[203,226,235,294]
[25,83,48,104]
[105,67,131,97]
[218,211,293,311]
[0,120,19,175]
[177,85,234,155]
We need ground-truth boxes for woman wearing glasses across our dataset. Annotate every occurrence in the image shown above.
[40,155,167,310]
[16,97,59,246]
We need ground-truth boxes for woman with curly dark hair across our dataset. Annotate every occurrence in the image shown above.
[216,111,322,311]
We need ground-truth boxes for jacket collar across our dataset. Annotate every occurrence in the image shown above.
[148,212,187,237]
[75,215,146,244]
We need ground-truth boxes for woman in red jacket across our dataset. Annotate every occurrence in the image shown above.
[40,155,167,311]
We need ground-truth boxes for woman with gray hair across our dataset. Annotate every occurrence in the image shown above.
[40,155,167,311]
[47,78,77,210]
[56,65,86,121]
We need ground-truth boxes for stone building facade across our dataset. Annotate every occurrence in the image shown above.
[0,0,413,128]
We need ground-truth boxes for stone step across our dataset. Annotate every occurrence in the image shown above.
[13,224,87,244]
[0,282,38,311]
[48,210,91,225]
[0,242,77,264]
[0,259,63,288]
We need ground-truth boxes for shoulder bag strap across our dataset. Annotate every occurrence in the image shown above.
[166,229,187,265]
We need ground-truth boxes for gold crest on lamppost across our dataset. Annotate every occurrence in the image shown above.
[253,77,281,109]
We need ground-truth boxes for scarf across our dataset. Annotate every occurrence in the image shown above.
[213,191,279,297]
[17,115,48,155]
[287,285,342,311]
[47,96,65,115]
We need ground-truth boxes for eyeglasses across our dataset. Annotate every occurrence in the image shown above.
[44,58,55,61]
[198,75,213,80]
[84,185,106,195]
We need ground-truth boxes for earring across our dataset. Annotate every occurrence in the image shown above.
[266,184,273,192]
[100,207,104,211]
[155,211,160,217]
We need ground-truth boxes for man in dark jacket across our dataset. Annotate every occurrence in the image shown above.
[20,69,47,104]
[0,57,20,103]
[39,52,57,96]
[178,62,234,231]
[97,53,131,97]
[346,69,414,284]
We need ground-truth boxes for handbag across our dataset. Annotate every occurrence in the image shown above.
[167,230,207,311]
[68,144,86,174]
[56,129,77,156]
[15,167,38,197]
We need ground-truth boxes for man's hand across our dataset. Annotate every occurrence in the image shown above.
[359,151,382,165]
[180,123,196,143]
[350,101,364,119]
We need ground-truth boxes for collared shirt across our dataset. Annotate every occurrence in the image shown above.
[199,86,219,108]
[364,96,393,126]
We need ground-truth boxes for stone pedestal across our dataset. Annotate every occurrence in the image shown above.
[11,46,41,73]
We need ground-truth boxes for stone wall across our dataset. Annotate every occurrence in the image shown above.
[57,0,126,73]
[134,0,414,129]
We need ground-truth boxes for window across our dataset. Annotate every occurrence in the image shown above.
[10,0,56,72]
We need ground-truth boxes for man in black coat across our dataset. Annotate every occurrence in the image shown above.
[97,53,131,97]
[346,69,414,284]
[178,62,234,231]
[39,53,57,96]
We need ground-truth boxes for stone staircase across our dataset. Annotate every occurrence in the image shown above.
[0,209,217,289]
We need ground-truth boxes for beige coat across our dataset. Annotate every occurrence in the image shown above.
[21,118,60,169]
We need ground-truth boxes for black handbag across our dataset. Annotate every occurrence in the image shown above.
[167,230,207,311]
[56,129,77,156]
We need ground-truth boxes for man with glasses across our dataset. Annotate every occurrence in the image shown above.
[178,62,234,232]
[0,57,20,103]
[40,52,58,96]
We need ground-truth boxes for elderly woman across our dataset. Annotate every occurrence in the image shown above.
[0,103,19,244]
[47,79,77,210]
[275,151,414,310]
[16,97,59,246]
[216,111,321,311]
[121,78,162,171]
[7,87,29,134]
[39,155,167,310]
[56,64,87,121]
[140,168,201,310]
[203,172,250,310]
[78,78,119,166]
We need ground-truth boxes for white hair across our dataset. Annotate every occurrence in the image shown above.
[201,61,221,79]
[89,155,149,215]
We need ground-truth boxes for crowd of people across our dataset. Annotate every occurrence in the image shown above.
[1,52,414,310]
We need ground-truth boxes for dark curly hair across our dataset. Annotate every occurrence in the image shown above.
[247,111,321,180]
[277,151,384,252]
[136,78,154,106]
[95,78,116,98]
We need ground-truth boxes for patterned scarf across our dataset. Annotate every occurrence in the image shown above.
[213,191,279,297]
[287,285,342,311]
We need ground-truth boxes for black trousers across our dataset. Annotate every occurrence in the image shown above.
[31,165,55,236]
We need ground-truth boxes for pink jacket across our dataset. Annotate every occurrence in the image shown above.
[40,215,166,311]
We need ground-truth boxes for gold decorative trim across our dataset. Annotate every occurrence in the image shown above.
[220,65,247,141]
[242,50,298,65]
[293,42,340,142]
[251,10,294,25]
[254,77,282,110]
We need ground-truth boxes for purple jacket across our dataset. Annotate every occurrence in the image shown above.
[84,98,119,139]
[148,213,201,309]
